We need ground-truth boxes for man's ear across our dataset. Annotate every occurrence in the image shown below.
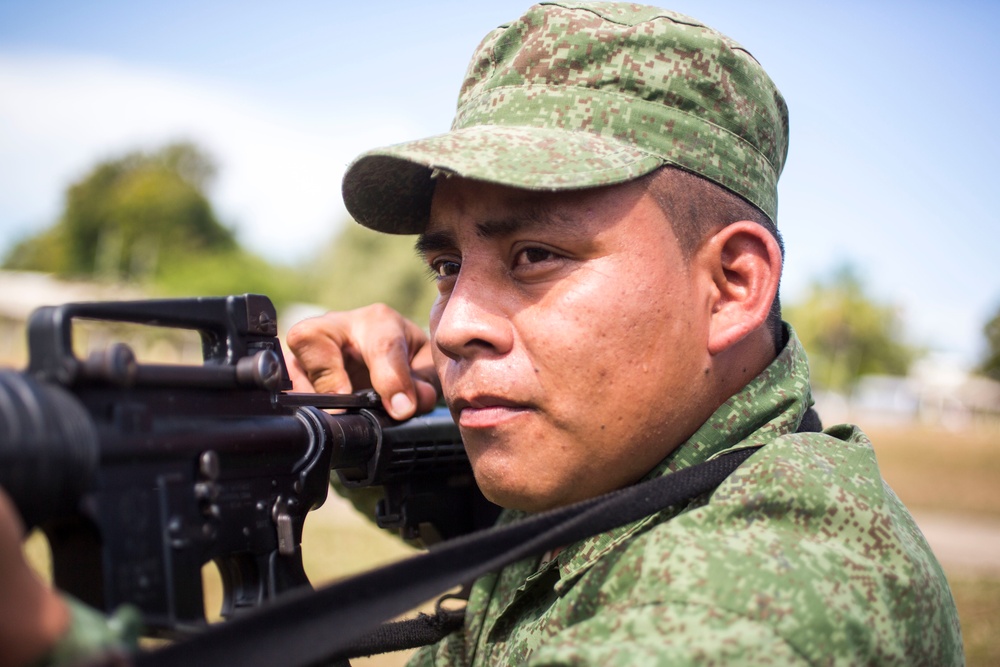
[699,221,782,356]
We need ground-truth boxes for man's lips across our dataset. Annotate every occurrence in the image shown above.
[451,395,533,429]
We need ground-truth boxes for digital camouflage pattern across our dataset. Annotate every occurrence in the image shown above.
[37,595,140,667]
[409,329,964,666]
[342,1,789,234]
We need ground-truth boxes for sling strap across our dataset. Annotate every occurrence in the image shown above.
[136,443,764,667]
[343,603,467,660]
[345,406,822,661]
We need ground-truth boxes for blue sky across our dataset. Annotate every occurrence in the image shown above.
[1,0,998,367]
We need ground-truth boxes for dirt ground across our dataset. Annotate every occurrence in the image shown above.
[912,511,1000,577]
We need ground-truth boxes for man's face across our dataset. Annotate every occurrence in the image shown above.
[420,177,716,512]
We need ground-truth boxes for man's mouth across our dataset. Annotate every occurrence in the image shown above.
[451,395,533,429]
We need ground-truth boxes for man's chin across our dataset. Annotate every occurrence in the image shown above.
[463,430,579,512]
[474,473,575,514]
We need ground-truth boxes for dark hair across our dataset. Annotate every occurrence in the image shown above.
[643,166,786,352]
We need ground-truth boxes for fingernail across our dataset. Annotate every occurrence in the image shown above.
[390,393,414,418]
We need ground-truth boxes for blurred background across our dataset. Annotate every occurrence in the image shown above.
[2,1,998,664]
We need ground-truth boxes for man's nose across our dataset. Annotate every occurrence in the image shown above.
[432,272,514,361]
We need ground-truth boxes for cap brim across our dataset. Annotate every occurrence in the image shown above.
[342,124,663,234]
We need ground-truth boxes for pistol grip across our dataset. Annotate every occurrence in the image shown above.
[215,550,311,620]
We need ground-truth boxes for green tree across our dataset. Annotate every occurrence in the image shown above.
[304,221,437,327]
[4,226,68,274]
[979,303,1000,381]
[4,141,235,281]
[784,264,918,392]
[150,248,307,309]
[3,141,304,308]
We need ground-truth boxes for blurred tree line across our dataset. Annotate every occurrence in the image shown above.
[1,141,435,324]
[3,142,306,307]
[5,140,999,390]
[980,309,1000,382]
[783,265,917,393]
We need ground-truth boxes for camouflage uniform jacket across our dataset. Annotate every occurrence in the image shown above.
[409,329,964,666]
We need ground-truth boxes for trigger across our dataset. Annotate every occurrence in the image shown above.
[271,497,296,556]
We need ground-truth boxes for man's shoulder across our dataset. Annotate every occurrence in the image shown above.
[614,426,906,574]
[626,425,948,595]
[581,426,963,665]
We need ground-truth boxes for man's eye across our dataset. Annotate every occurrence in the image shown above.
[431,259,461,278]
[515,247,556,266]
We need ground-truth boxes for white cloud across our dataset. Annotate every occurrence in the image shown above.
[0,52,424,261]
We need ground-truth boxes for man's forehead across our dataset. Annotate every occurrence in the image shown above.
[426,179,579,234]
[416,176,652,254]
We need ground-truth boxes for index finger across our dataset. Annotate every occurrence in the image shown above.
[285,305,438,419]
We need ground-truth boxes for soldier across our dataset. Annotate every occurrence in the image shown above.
[1,2,964,665]
[286,3,964,665]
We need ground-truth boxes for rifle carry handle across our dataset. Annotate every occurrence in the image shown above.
[26,294,291,391]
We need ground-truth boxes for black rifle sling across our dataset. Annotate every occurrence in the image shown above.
[345,406,821,660]
[136,445,761,667]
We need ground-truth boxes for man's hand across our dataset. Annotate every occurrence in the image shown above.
[285,304,440,420]
[0,488,68,667]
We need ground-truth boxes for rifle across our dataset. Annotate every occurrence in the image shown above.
[0,294,499,638]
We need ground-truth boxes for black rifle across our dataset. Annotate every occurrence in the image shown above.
[0,294,499,638]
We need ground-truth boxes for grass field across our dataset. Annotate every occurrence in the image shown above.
[23,422,1000,666]
[867,424,1000,519]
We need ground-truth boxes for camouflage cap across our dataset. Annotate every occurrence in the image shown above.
[342,1,789,233]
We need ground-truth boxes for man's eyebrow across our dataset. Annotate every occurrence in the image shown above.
[415,205,579,256]
[414,230,455,258]
[474,206,576,240]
